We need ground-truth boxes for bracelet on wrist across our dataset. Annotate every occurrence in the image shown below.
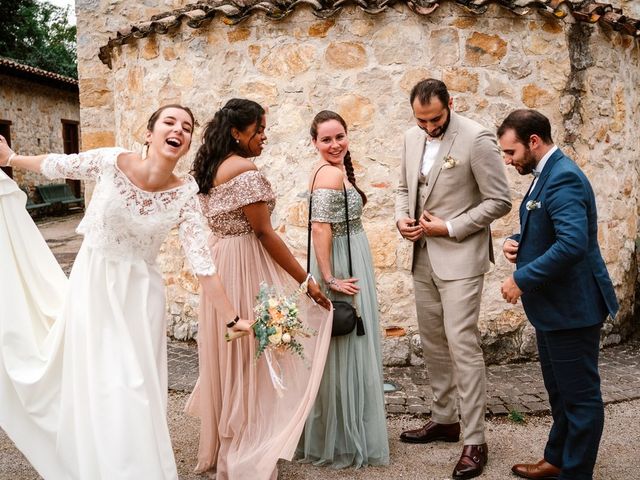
[6,152,16,167]
[226,315,240,328]
[326,276,337,287]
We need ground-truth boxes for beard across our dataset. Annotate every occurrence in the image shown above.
[517,148,537,176]
[420,106,451,139]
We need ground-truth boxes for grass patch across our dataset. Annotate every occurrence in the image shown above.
[508,409,526,424]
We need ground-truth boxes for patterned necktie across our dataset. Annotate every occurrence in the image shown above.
[531,170,540,178]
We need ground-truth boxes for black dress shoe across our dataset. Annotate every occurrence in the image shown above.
[452,443,488,479]
[399,420,460,443]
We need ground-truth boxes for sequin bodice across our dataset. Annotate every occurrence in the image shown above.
[40,148,216,275]
[310,187,364,237]
[199,170,276,238]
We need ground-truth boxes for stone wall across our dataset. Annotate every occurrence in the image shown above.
[0,73,80,200]
[75,1,640,364]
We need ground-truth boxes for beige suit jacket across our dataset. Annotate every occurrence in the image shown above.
[395,112,512,281]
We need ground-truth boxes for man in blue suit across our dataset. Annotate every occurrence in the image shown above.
[497,110,618,480]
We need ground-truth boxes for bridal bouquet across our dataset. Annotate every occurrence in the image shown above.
[252,279,316,395]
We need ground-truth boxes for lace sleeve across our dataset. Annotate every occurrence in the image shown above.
[178,196,217,276]
[40,147,125,180]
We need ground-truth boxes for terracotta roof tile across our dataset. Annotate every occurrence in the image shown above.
[0,57,78,89]
[98,0,640,68]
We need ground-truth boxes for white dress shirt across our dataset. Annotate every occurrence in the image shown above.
[529,145,558,195]
[420,136,455,238]
[421,136,441,177]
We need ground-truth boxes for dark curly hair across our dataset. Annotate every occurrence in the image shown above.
[310,110,367,206]
[192,98,265,194]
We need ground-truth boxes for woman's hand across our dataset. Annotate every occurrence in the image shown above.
[230,318,253,334]
[327,276,360,296]
[306,279,331,310]
[0,135,15,166]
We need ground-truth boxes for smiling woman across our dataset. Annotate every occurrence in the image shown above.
[184,98,333,479]
[0,104,248,480]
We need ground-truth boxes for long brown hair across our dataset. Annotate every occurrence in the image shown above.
[309,110,367,206]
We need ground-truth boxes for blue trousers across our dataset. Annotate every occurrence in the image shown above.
[536,324,603,480]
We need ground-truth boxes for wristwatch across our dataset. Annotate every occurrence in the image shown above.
[226,315,240,328]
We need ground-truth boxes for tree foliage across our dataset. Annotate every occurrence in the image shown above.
[0,0,77,78]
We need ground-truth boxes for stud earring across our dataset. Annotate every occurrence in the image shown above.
[235,139,239,144]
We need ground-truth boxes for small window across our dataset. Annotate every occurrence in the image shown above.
[0,120,12,179]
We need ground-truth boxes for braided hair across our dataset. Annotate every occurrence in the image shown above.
[310,110,367,206]
[191,98,265,194]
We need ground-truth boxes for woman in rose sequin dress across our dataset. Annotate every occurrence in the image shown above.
[185,98,332,480]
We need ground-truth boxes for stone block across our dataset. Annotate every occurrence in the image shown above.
[386,404,406,414]
[325,41,367,70]
[335,94,375,129]
[522,84,554,108]
[79,78,112,108]
[443,68,479,93]
[308,19,335,38]
[407,404,430,415]
[429,29,460,66]
[382,336,411,366]
[465,32,507,66]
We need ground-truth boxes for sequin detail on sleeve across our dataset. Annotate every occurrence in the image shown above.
[199,170,277,238]
[179,196,217,276]
[40,147,126,181]
[310,188,364,237]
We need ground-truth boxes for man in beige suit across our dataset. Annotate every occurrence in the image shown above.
[396,79,511,479]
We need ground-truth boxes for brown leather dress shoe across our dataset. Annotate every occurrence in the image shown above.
[452,443,488,479]
[511,459,561,479]
[399,420,460,443]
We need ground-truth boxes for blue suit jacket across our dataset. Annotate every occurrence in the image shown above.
[511,148,618,331]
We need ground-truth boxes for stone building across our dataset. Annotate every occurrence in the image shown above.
[75,0,639,364]
[0,57,82,205]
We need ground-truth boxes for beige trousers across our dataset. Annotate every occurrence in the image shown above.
[412,245,487,445]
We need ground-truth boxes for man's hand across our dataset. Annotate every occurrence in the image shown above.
[419,210,449,237]
[503,239,519,263]
[501,275,523,304]
[397,217,423,242]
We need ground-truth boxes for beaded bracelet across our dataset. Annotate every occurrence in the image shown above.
[226,315,240,328]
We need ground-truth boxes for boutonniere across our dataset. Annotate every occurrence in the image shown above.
[441,155,457,170]
[526,200,541,211]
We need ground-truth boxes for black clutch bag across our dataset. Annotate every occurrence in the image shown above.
[308,166,365,337]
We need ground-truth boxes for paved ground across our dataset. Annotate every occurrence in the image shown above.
[1,212,639,479]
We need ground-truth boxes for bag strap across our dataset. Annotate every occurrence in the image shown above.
[307,164,353,277]
[308,164,365,336]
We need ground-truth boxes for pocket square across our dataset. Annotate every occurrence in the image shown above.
[526,200,541,211]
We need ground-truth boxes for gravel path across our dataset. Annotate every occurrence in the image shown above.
[3,395,637,479]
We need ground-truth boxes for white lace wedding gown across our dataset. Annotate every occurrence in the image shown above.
[0,148,215,479]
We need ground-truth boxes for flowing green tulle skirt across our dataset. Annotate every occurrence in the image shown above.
[296,229,390,468]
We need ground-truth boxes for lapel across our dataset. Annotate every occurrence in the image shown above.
[408,127,426,210]
[520,149,564,236]
[422,111,459,205]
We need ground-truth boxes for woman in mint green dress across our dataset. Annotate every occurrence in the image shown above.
[296,110,389,468]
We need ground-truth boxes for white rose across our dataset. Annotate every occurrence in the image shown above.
[282,333,292,344]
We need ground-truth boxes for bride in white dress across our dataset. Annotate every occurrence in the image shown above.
[0,105,251,480]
